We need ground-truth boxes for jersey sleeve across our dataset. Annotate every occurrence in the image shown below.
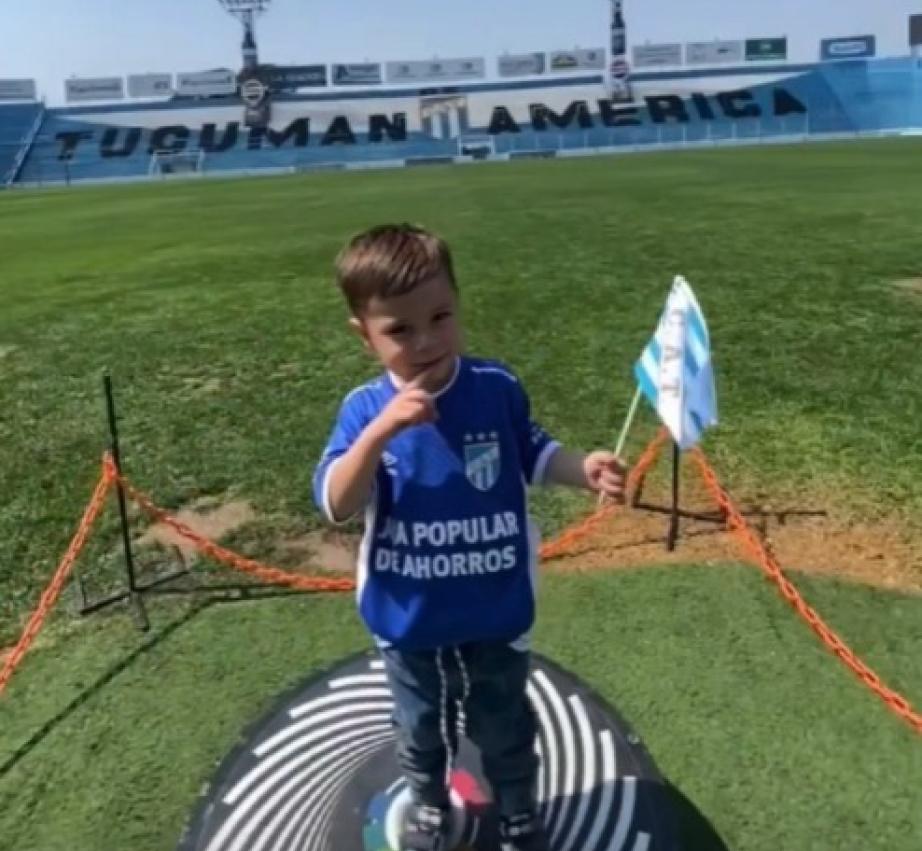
[508,376,559,485]
[312,391,373,524]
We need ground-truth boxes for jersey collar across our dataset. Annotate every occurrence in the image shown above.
[387,356,461,400]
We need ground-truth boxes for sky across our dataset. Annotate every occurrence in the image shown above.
[4,0,919,104]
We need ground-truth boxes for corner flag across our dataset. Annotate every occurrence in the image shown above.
[634,276,718,450]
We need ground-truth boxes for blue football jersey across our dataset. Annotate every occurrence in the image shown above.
[313,357,559,650]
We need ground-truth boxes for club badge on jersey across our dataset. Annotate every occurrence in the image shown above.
[464,433,501,491]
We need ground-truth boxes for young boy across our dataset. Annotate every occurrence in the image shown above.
[313,224,626,851]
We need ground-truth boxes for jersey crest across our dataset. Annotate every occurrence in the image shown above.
[464,432,501,491]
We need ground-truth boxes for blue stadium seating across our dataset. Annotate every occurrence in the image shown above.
[16,118,462,184]
[0,102,43,185]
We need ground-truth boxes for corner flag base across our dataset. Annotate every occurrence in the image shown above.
[177,652,680,851]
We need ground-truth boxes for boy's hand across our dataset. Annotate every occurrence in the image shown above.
[583,451,627,503]
[373,368,439,440]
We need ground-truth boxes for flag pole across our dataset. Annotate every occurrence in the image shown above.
[598,385,642,507]
[614,385,642,460]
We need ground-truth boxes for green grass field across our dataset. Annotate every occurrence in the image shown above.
[1,140,921,850]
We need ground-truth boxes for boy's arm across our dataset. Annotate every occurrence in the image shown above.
[326,373,438,522]
[325,420,391,522]
[545,447,626,501]
[505,374,624,500]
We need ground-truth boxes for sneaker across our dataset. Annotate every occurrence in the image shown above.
[400,803,452,851]
[499,809,550,851]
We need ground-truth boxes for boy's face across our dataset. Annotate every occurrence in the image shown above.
[352,272,462,392]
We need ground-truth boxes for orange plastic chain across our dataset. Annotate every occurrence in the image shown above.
[691,447,922,736]
[540,428,669,559]
[5,432,919,740]
[0,458,115,696]
[118,477,357,594]
[116,430,670,579]
[0,431,687,699]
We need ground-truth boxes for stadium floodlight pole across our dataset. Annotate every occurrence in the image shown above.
[217,0,273,69]
[607,0,632,102]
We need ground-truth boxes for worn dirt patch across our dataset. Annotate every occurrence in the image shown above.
[274,496,920,594]
[179,376,222,397]
[890,278,922,302]
[134,493,360,575]
[132,485,920,594]
[271,362,302,378]
[546,480,921,593]
[278,530,359,574]
[137,497,255,563]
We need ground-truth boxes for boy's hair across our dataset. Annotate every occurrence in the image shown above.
[335,223,456,315]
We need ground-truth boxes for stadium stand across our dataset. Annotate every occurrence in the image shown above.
[0,102,44,186]
[8,56,922,187]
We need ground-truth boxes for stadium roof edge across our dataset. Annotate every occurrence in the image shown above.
[49,74,604,116]
[46,62,829,115]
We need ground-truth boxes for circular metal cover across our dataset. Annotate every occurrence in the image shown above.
[178,651,680,851]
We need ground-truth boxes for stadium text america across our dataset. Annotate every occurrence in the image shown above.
[55,87,806,158]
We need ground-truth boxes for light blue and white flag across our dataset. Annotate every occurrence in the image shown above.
[634,276,718,450]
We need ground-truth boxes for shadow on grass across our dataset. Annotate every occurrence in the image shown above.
[487,779,728,850]
[440,778,727,851]
[0,585,310,779]
[633,499,827,528]
[667,780,731,851]
[1,588,732,851]
[578,499,828,556]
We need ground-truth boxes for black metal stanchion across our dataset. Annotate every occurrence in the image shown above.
[73,375,318,627]
[666,442,680,551]
[77,374,189,629]
[106,373,151,629]
[76,374,149,629]
[630,438,728,550]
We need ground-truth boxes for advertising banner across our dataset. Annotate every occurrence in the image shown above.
[65,77,124,102]
[820,35,875,60]
[237,68,272,127]
[386,58,485,83]
[265,64,328,90]
[176,69,236,96]
[912,14,922,47]
[685,40,743,65]
[332,63,382,85]
[548,48,606,71]
[632,43,682,68]
[498,53,546,77]
[745,38,788,61]
[127,73,173,98]
[0,79,37,100]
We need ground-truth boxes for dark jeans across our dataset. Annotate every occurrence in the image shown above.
[380,640,538,818]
